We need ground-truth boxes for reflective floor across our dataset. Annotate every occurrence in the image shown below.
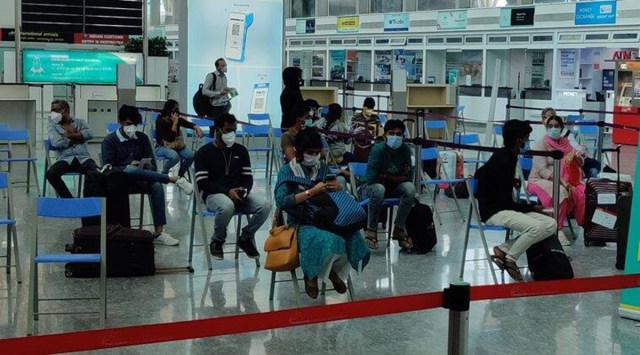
[0,141,639,355]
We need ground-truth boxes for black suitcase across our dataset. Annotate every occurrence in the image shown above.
[65,224,155,278]
[584,178,632,246]
[82,169,132,227]
[406,201,437,254]
[616,195,633,270]
[526,235,574,281]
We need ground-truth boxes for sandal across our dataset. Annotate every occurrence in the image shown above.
[503,259,524,282]
[329,270,347,294]
[304,276,319,299]
[392,227,413,249]
[365,229,379,250]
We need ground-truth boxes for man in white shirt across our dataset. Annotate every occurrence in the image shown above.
[202,58,233,121]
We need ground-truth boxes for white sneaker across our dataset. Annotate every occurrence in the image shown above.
[175,177,193,195]
[558,230,571,246]
[155,232,180,246]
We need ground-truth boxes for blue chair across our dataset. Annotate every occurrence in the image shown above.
[424,120,450,141]
[0,172,21,283]
[492,125,503,147]
[460,179,503,284]
[244,114,275,181]
[349,162,400,246]
[42,139,84,197]
[0,129,40,195]
[27,197,107,335]
[188,165,260,271]
[0,123,9,154]
[379,114,387,125]
[188,117,215,150]
[420,148,466,224]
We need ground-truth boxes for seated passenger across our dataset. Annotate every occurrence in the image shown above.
[280,103,310,163]
[194,113,272,260]
[350,97,381,163]
[360,120,415,251]
[46,99,98,198]
[102,105,193,246]
[275,128,370,299]
[317,103,355,165]
[475,120,557,282]
[154,99,204,177]
[304,99,321,127]
[527,115,586,246]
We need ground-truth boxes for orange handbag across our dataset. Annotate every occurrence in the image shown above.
[263,209,300,272]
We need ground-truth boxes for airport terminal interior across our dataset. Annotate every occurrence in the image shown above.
[2,0,640,354]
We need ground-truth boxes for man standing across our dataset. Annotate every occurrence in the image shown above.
[46,99,98,198]
[360,120,416,251]
[475,119,557,282]
[102,105,193,246]
[194,113,272,260]
[202,58,233,122]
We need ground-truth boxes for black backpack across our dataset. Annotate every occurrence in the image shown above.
[82,168,131,228]
[526,235,574,281]
[193,72,216,116]
[406,200,437,254]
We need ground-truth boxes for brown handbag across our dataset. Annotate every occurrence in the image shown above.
[263,209,299,272]
[163,136,186,151]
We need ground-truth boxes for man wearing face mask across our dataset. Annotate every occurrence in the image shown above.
[102,105,193,246]
[350,97,381,163]
[194,113,272,260]
[360,120,416,251]
[46,99,98,198]
[281,103,310,163]
[475,120,556,282]
[202,58,233,127]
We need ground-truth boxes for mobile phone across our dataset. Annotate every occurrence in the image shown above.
[225,11,254,62]
[324,174,337,183]
[237,188,247,199]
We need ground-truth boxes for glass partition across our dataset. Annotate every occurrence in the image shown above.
[292,0,315,18]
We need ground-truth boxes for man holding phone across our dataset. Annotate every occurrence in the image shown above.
[194,113,272,260]
[102,105,193,246]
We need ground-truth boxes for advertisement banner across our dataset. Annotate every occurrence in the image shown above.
[384,13,409,32]
[500,7,535,27]
[329,50,346,80]
[295,19,315,34]
[22,49,143,84]
[337,16,360,33]
[188,0,283,126]
[437,10,467,30]
[575,0,617,26]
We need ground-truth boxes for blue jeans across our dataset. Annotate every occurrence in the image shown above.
[205,193,272,242]
[361,182,416,230]
[124,166,168,226]
[155,146,194,177]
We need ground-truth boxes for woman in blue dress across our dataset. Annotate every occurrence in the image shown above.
[275,128,370,299]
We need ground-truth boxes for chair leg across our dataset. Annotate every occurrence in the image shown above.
[347,274,355,301]
[459,207,473,280]
[198,203,213,270]
[77,175,84,197]
[235,216,241,260]
[188,201,197,267]
[478,227,498,284]
[291,269,301,304]
[387,207,394,247]
[5,225,11,274]
[26,160,31,194]
[269,271,276,301]
[138,196,145,229]
[451,192,466,222]
[27,261,37,335]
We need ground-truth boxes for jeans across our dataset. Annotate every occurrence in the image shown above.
[486,211,557,261]
[46,158,97,198]
[155,146,194,177]
[205,193,272,242]
[124,166,169,226]
[361,182,416,230]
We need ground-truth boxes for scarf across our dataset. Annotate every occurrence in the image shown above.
[288,157,320,181]
[543,134,584,186]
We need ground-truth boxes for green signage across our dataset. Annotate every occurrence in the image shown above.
[22,49,143,84]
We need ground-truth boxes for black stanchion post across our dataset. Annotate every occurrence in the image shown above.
[445,282,470,355]
[552,159,561,224]
[596,120,605,164]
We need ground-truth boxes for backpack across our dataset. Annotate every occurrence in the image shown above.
[82,168,131,227]
[526,235,574,281]
[193,72,216,116]
[276,170,367,236]
[406,200,437,254]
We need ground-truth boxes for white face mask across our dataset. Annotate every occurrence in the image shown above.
[302,153,321,167]
[221,131,236,147]
[220,65,228,73]
[123,125,138,139]
[49,111,62,123]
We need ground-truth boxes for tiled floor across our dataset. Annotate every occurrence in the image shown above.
[0,138,639,354]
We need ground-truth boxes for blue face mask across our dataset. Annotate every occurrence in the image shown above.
[304,118,313,127]
[386,135,403,150]
[546,127,562,140]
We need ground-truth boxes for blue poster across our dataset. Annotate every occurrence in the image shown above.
[329,50,346,80]
[575,1,617,26]
[384,13,409,32]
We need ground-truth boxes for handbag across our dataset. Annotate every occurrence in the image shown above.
[163,136,186,151]
[263,209,299,272]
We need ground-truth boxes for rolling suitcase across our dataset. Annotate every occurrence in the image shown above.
[584,178,632,246]
[616,195,633,270]
[65,224,156,277]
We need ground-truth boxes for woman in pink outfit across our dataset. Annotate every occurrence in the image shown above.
[527,115,586,246]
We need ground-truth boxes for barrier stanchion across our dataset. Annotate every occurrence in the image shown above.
[445,282,470,355]
[553,159,561,225]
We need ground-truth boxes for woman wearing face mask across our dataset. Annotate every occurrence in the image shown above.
[275,128,370,299]
[281,103,310,163]
[350,97,381,163]
[317,103,354,165]
[280,67,305,132]
[527,115,586,246]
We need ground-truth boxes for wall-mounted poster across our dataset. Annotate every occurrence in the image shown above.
[437,10,467,30]
[296,18,315,34]
[500,7,535,27]
[575,0,616,26]
[560,49,577,78]
[329,50,346,80]
[384,13,409,32]
[374,51,392,83]
[250,83,269,113]
[337,16,360,33]
[312,53,324,78]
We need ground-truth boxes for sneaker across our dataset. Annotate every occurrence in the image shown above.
[558,230,571,246]
[237,237,260,259]
[210,240,224,260]
[175,177,193,195]
[155,232,180,246]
